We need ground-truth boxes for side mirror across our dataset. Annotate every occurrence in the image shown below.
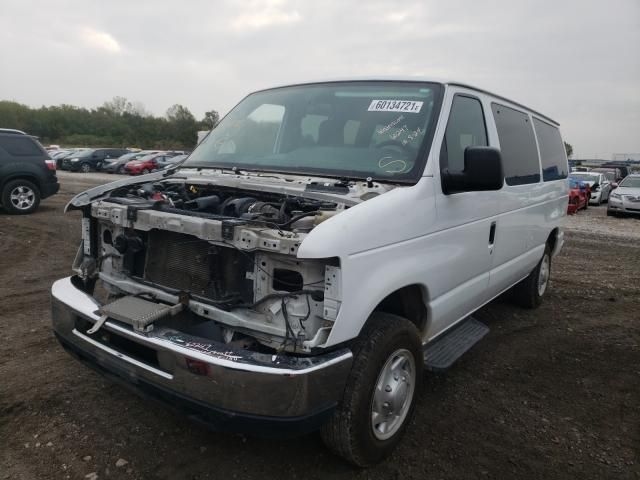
[611,183,618,189]
[442,146,504,194]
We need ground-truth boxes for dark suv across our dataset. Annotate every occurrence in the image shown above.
[61,148,129,172]
[0,129,60,214]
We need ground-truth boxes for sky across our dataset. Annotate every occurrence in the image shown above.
[0,0,638,159]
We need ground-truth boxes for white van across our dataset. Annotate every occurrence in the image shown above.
[51,79,568,466]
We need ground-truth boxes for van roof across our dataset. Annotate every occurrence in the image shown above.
[256,77,560,126]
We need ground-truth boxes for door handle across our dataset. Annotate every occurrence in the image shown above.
[489,221,497,248]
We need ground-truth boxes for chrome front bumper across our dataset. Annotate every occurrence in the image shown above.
[51,277,352,433]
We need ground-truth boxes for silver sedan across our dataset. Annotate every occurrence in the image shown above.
[607,174,640,216]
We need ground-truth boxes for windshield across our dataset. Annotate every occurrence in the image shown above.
[184,81,443,182]
[136,153,161,162]
[570,173,600,183]
[619,176,640,188]
[116,152,139,161]
[76,149,97,158]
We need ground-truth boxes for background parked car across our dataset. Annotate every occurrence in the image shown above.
[607,174,640,217]
[601,162,630,179]
[124,152,180,174]
[54,148,89,168]
[569,171,613,205]
[102,150,160,174]
[0,128,59,214]
[567,178,589,214]
[155,153,187,170]
[61,148,129,172]
[592,167,624,183]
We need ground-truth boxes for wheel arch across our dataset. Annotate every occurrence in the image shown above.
[367,283,430,337]
[1,173,42,194]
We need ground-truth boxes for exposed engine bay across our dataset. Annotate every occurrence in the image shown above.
[75,177,351,354]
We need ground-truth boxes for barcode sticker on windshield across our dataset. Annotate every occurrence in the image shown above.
[368,100,423,113]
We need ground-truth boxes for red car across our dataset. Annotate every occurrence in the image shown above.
[567,178,589,214]
[125,152,174,175]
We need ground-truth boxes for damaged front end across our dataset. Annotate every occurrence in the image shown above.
[68,173,350,354]
[51,172,360,429]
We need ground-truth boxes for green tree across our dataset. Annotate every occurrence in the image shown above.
[0,98,210,149]
[564,141,573,159]
[202,110,220,130]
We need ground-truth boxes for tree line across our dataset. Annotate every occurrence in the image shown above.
[0,96,219,149]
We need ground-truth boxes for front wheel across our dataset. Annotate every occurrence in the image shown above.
[512,245,551,309]
[142,168,150,174]
[321,313,423,467]
[80,162,91,173]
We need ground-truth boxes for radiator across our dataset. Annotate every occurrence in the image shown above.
[143,230,254,303]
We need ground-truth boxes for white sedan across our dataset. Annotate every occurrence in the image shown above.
[569,172,613,205]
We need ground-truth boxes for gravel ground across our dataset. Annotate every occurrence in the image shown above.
[0,172,638,480]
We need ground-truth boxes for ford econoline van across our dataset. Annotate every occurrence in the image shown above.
[51,79,568,466]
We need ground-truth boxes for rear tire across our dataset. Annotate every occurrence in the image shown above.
[116,166,125,174]
[142,168,150,174]
[2,179,41,215]
[321,312,423,467]
[512,245,551,309]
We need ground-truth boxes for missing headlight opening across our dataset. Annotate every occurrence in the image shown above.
[77,178,344,353]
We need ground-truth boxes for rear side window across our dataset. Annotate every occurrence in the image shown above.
[440,95,488,173]
[0,136,43,156]
[491,103,540,185]
[533,118,567,181]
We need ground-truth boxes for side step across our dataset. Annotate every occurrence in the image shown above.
[423,317,489,372]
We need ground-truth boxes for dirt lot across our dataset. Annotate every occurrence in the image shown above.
[1,172,639,480]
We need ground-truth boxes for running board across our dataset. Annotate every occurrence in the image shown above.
[423,317,489,372]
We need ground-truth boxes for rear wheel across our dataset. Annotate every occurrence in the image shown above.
[321,313,423,467]
[2,179,41,214]
[142,168,150,174]
[512,245,551,309]
[116,165,125,174]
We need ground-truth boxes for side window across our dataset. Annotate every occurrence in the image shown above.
[533,118,567,181]
[491,103,540,185]
[440,95,488,173]
[0,136,43,156]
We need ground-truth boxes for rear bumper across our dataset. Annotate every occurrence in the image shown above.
[61,162,80,171]
[51,277,352,435]
[101,163,120,173]
[41,180,60,199]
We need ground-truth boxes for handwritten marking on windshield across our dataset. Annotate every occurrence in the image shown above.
[377,115,405,135]
[378,156,408,174]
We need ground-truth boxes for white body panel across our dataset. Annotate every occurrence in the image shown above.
[298,83,568,347]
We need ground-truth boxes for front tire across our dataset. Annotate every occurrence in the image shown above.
[321,313,423,467]
[513,245,551,309]
[80,162,91,173]
[2,179,41,214]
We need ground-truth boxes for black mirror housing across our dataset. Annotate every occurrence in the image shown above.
[442,146,504,194]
